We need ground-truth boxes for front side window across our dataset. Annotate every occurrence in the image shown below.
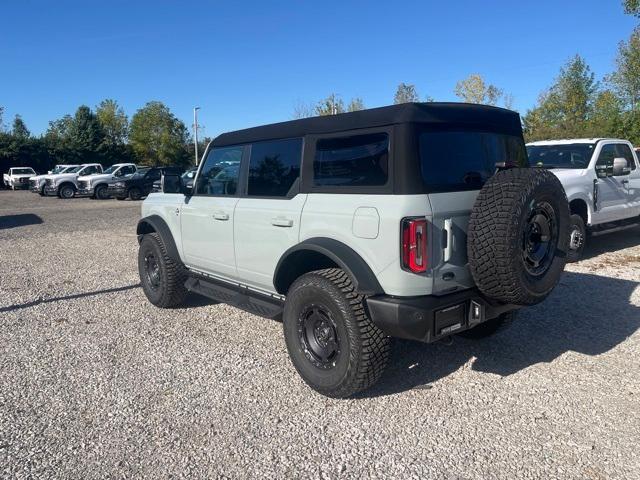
[420,130,527,191]
[81,165,100,175]
[314,133,389,187]
[614,143,637,171]
[248,138,302,197]
[527,144,594,169]
[195,146,243,196]
[119,165,136,176]
[146,169,161,181]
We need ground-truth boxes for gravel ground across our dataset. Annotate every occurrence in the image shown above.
[1,190,639,479]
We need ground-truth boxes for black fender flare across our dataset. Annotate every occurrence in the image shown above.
[273,237,384,296]
[136,215,180,262]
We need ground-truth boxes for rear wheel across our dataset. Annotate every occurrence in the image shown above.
[283,268,390,398]
[129,187,142,200]
[566,214,586,263]
[138,233,188,308]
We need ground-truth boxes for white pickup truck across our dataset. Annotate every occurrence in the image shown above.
[527,138,640,261]
[29,165,79,195]
[77,163,137,199]
[43,163,103,198]
[3,167,36,189]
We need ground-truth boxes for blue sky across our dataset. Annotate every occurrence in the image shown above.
[1,1,637,138]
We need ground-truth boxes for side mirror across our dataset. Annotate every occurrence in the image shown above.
[612,157,630,176]
[161,173,183,194]
[595,164,610,178]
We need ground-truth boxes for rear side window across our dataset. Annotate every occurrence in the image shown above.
[313,133,389,187]
[247,138,302,197]
[420,131,527,192]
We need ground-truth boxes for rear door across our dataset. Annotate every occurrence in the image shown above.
[181,146,245,279]
[234,138,305,291]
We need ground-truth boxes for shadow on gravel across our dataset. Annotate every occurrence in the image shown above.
[0,213,43,229]
[360,271,640,398]
[580,226,640,260]
[0,284,140,313]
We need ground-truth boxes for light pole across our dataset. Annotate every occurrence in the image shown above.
[193,106,200,165]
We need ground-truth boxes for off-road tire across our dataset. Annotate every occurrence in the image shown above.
[94,184,109,200]
[138,233,188,308]
[458,311,516,339]
[283,268,390,398]
[467,168,569,306]
[129,187,142,200]
[58,184,75,199]
[566,214,586,263]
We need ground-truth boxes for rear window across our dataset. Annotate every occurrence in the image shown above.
[314,133,389,187]
[526,144,595,169]
[420,131,527,192]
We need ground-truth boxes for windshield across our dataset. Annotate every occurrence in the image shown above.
[526,144,594,169]
[103,165,118,174]
[13,168,35,175]
[66,166,84,173]
[133,168,151,178]
[420,130,528,192]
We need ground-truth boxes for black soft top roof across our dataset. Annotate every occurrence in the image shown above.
[212,102,522,147]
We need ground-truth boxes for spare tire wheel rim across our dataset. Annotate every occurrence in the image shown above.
[298,304,340,369]
[522,201,558,276]
[144,253,161,290]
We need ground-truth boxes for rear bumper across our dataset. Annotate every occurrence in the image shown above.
[366,288,519,343]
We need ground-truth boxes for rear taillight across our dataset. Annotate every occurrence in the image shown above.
[401,217,428,273]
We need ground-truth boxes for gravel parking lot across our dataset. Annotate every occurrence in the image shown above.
[1,190,639,479]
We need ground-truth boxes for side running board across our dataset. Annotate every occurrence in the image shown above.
[184,274,284,319]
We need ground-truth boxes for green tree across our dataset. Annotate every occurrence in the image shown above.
[522,55,598,141]
[608,28,640,111]
[0,106,4,132]
[394,83,419,104]
[96,99,129,146]
[588,90,624,138]
[67,105,105,155]
[11,115,30,139]
[315,94,345,115]
[454,74,504,105]
[623,0,640,16]
[347,97,365,112]
[129,101,190,166]
[292,100,314,119]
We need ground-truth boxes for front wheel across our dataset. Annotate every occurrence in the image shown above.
[138,233,188,308]
[283,268,390,398]
[94,184,110,200]
[566,214,586,263]
[58,184,75,199]
[129,187,142,200]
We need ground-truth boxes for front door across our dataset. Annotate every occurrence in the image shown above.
[180,145,245,279]
[593,143,632,223]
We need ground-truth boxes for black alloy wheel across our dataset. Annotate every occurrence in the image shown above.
[522,201,558,277]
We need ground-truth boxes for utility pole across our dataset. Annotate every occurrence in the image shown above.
[193,106,200,165]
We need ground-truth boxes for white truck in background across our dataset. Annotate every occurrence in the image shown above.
[77,163,137,199]
[3,167,36,189]
[527,138,640,261]
[43,163,103,198]
[30,165,79,195]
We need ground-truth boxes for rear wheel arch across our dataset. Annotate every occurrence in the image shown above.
[273,238,383,296]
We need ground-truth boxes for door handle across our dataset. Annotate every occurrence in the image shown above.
[271,217,293,227]
[213,212,229,221]
[443,218,453,262]
[174,208,180,216]
[621,179,629,185]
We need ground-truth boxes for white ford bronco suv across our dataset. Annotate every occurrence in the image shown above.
[527,139,640,261]
[137,103,570,397]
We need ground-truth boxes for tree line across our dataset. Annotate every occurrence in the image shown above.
[0,101,207,174]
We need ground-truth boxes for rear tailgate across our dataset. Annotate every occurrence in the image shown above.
[428,191,478,295]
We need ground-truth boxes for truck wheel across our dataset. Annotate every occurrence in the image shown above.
[458,311,516,339]
[566,214,586,263]
[138,233,188,308]
[95,184,109,200]
[282,268,390,398]
[58,184,75,199]
[129,187,142,200]
[467,168,570,306]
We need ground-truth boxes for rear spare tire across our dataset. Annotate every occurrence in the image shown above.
[467,168,569,306]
